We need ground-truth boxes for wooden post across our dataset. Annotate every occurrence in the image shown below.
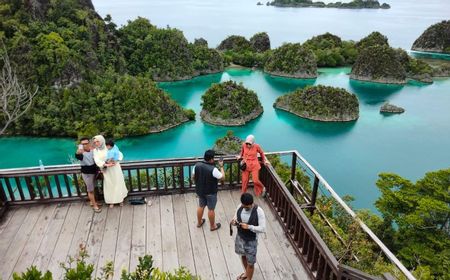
[309,176,319,215]
[291,152,297,181]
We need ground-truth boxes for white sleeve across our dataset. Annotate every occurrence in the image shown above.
[93,149,105,168]
[192,167,195,176]
[249,207,266,234]
[212,167,223,179]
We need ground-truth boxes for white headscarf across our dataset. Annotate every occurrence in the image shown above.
[245,134,255,144]
[93,135,106,150]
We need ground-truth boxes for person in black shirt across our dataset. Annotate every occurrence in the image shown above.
[192,150,225,231]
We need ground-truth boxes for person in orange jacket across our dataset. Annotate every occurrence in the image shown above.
[238,135,269,196]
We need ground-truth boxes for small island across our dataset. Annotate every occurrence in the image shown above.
[351,32,435,84]
[351,45,407,84]
[380,103,405,114]
[264,43,317,78]
[268,0,390,9]
[274,85,359,122]
[412,20,450,54]
[213,131,243,155]
[200,81,263,126]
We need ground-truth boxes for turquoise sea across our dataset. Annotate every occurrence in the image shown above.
[1,0,450,209]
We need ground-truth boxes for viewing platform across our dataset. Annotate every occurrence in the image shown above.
[0,151,414,280]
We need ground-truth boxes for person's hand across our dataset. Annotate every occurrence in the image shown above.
[231,219,238,226]
[239,223,249,229]
[264,160,270,166]
[236,155,241,160]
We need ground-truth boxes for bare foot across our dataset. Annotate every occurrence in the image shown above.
[109,204,114,208]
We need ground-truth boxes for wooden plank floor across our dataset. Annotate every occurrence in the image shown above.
[0,190,310,280]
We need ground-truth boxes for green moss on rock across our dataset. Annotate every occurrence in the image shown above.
[274,85,359,122]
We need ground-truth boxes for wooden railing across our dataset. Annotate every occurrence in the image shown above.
[0,151,414,280]
[0,157,243,206]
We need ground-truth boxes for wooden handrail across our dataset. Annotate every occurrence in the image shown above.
[288,150,415,280]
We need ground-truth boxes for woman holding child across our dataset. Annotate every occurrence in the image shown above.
[92,135,128,208]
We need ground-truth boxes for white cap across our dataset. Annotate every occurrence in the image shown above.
[245,135,255,144]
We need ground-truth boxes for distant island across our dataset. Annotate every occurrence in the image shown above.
[412,20,450,54]
[200,81,263,126]
[268,0,390,9]
[274,85,359,122]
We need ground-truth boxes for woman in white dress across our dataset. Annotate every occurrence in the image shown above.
[92,135,128,208]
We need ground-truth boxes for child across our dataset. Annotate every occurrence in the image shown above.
[106,139,121,163]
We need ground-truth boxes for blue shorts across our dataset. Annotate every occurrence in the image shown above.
[198,193,218,210]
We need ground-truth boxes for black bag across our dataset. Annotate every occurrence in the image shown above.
[129,197,147,205]
[240,160,247,171]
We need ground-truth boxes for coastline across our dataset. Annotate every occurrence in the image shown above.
[200,107,263,126]
[274,104,359,122]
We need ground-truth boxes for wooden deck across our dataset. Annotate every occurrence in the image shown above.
[0,189,310,280]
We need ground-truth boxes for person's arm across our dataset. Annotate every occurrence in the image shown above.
[191,166,196,182]
[249,207,266,234]
[75,153,83,160]
[237,143,245,159]
[93,150,106,168]
[231,205,240,225]
[212,165,225,180]
[257,144,268,165]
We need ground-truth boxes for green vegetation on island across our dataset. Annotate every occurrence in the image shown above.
[303,33,358,67]
[0,0,204,137]
[217,33,270,67]
[213,130,243,154]
[200,81,263,126]
[412,20,450,54]
[351,32,434,84]
[269,0,390,9]
[351,45,407,84]
[8,71,194,138]
[274,85,359,121]
[118,17,224,81]
[264,43,317,78]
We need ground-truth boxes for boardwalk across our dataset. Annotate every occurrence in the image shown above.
[0,189,310,280]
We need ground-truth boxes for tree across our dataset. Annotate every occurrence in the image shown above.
[0,47,38,135]
[375,169,450,278]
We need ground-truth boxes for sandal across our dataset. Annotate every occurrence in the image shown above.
[236,273,247,280]
[197,218,206,228]
[93,207,102,213]
[210,223,221,231]
[119,202,124,207]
